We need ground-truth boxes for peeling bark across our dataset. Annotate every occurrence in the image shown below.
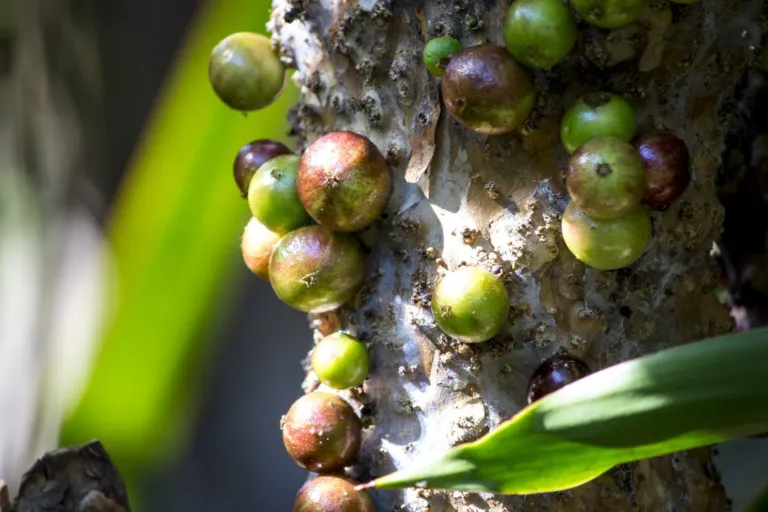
[270,1,765,510]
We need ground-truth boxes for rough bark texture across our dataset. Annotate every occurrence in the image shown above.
[269,1,766,510]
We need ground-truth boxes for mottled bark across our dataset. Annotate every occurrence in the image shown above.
[269,1,765,510]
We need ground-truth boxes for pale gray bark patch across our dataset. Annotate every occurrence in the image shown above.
[270,0,765,509]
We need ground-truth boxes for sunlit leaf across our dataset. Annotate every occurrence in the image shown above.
[361,327,768,495]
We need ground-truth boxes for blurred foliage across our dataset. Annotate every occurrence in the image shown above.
[60,0,296,501]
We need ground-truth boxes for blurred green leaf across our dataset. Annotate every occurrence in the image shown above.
[61,0,296,479]
[363,327,768,494]
[743,482,768,512]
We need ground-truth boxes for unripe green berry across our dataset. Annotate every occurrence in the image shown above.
[234,139,292,197]
[312,332,369,389]
[566,136,646,220]
[431,267,510,343]
[562,201,651,270]
[560,92,636,154]
[423,36,463,77]
[209,32,286,111]
[570,0,646,29]
[503,0,577,69]
[248,154,311,235]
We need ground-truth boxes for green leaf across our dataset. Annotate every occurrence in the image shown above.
[361,327,768,495]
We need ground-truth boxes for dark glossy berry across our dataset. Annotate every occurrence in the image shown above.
[561,92,636,154]
[503,0,577,69]
[634,131,691,209]
[294,476,375,512]
[562,201,651,270]
[566,136,646,219]
[241,217,282,280]
[248,154,311,234]
[570,0,646,29]
[527,354,593,404]
[423,36,463,77]
[312,332,369,390]
[442,44,536,135]
[282,392,361,473]
[269,226,365,313]
[209,32,286,111]
[298,132,391,232]
[234,139,292,197]
[431,267,509,343]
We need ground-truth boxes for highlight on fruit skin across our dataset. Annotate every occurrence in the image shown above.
[294,475,375,512]
[502,0,577,69]
[247,154,311,234]
[431,266,510,343]
[233,139,292,197]
[208,32,286,111]
[561,200,651,271]
[281,392,362,474]
[560,92,636,155]
[312,332,369,390]
[566,136,646,220]
[240,217,282,280]
[441,44,536,135]
[634,131,691,209]
[269,225,366,313]
[297,131,391,232]
[527,354,593,404]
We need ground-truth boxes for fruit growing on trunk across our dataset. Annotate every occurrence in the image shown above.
[208,32,285,111]
[566,136,646,219]
[240,217,282,280]
[297,132,391,232]
[423,36,463,77]
[233,139,292,197]
[561,92,636,154]
[282,392,362,473]
[502,0,577,69]
[248,154,311,234]
[312,332,369,390]
[527,354,593,404]
[294,476,375,512]
[634,131,691,209]
[269,226,366,313]
[561,201,651,270]
[441,44,536,135]
[570,0,647,29]
[431,266,510,343]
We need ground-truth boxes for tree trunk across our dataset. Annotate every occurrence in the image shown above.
[269,1,764,510]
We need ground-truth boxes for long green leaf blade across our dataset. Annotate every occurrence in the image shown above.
[362,327,768,495]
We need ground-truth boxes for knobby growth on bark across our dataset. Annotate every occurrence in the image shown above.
[269,0,766,510]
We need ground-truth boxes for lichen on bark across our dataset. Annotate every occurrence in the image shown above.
[269,0,766,510]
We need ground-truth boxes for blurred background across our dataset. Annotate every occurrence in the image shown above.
[0,0,767,511]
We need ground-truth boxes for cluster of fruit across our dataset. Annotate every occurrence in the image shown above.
[235,134,387,509]
[423,1,693,271]
[209,31,387,509]
[206,0,698,506]
[560,93,691,270]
